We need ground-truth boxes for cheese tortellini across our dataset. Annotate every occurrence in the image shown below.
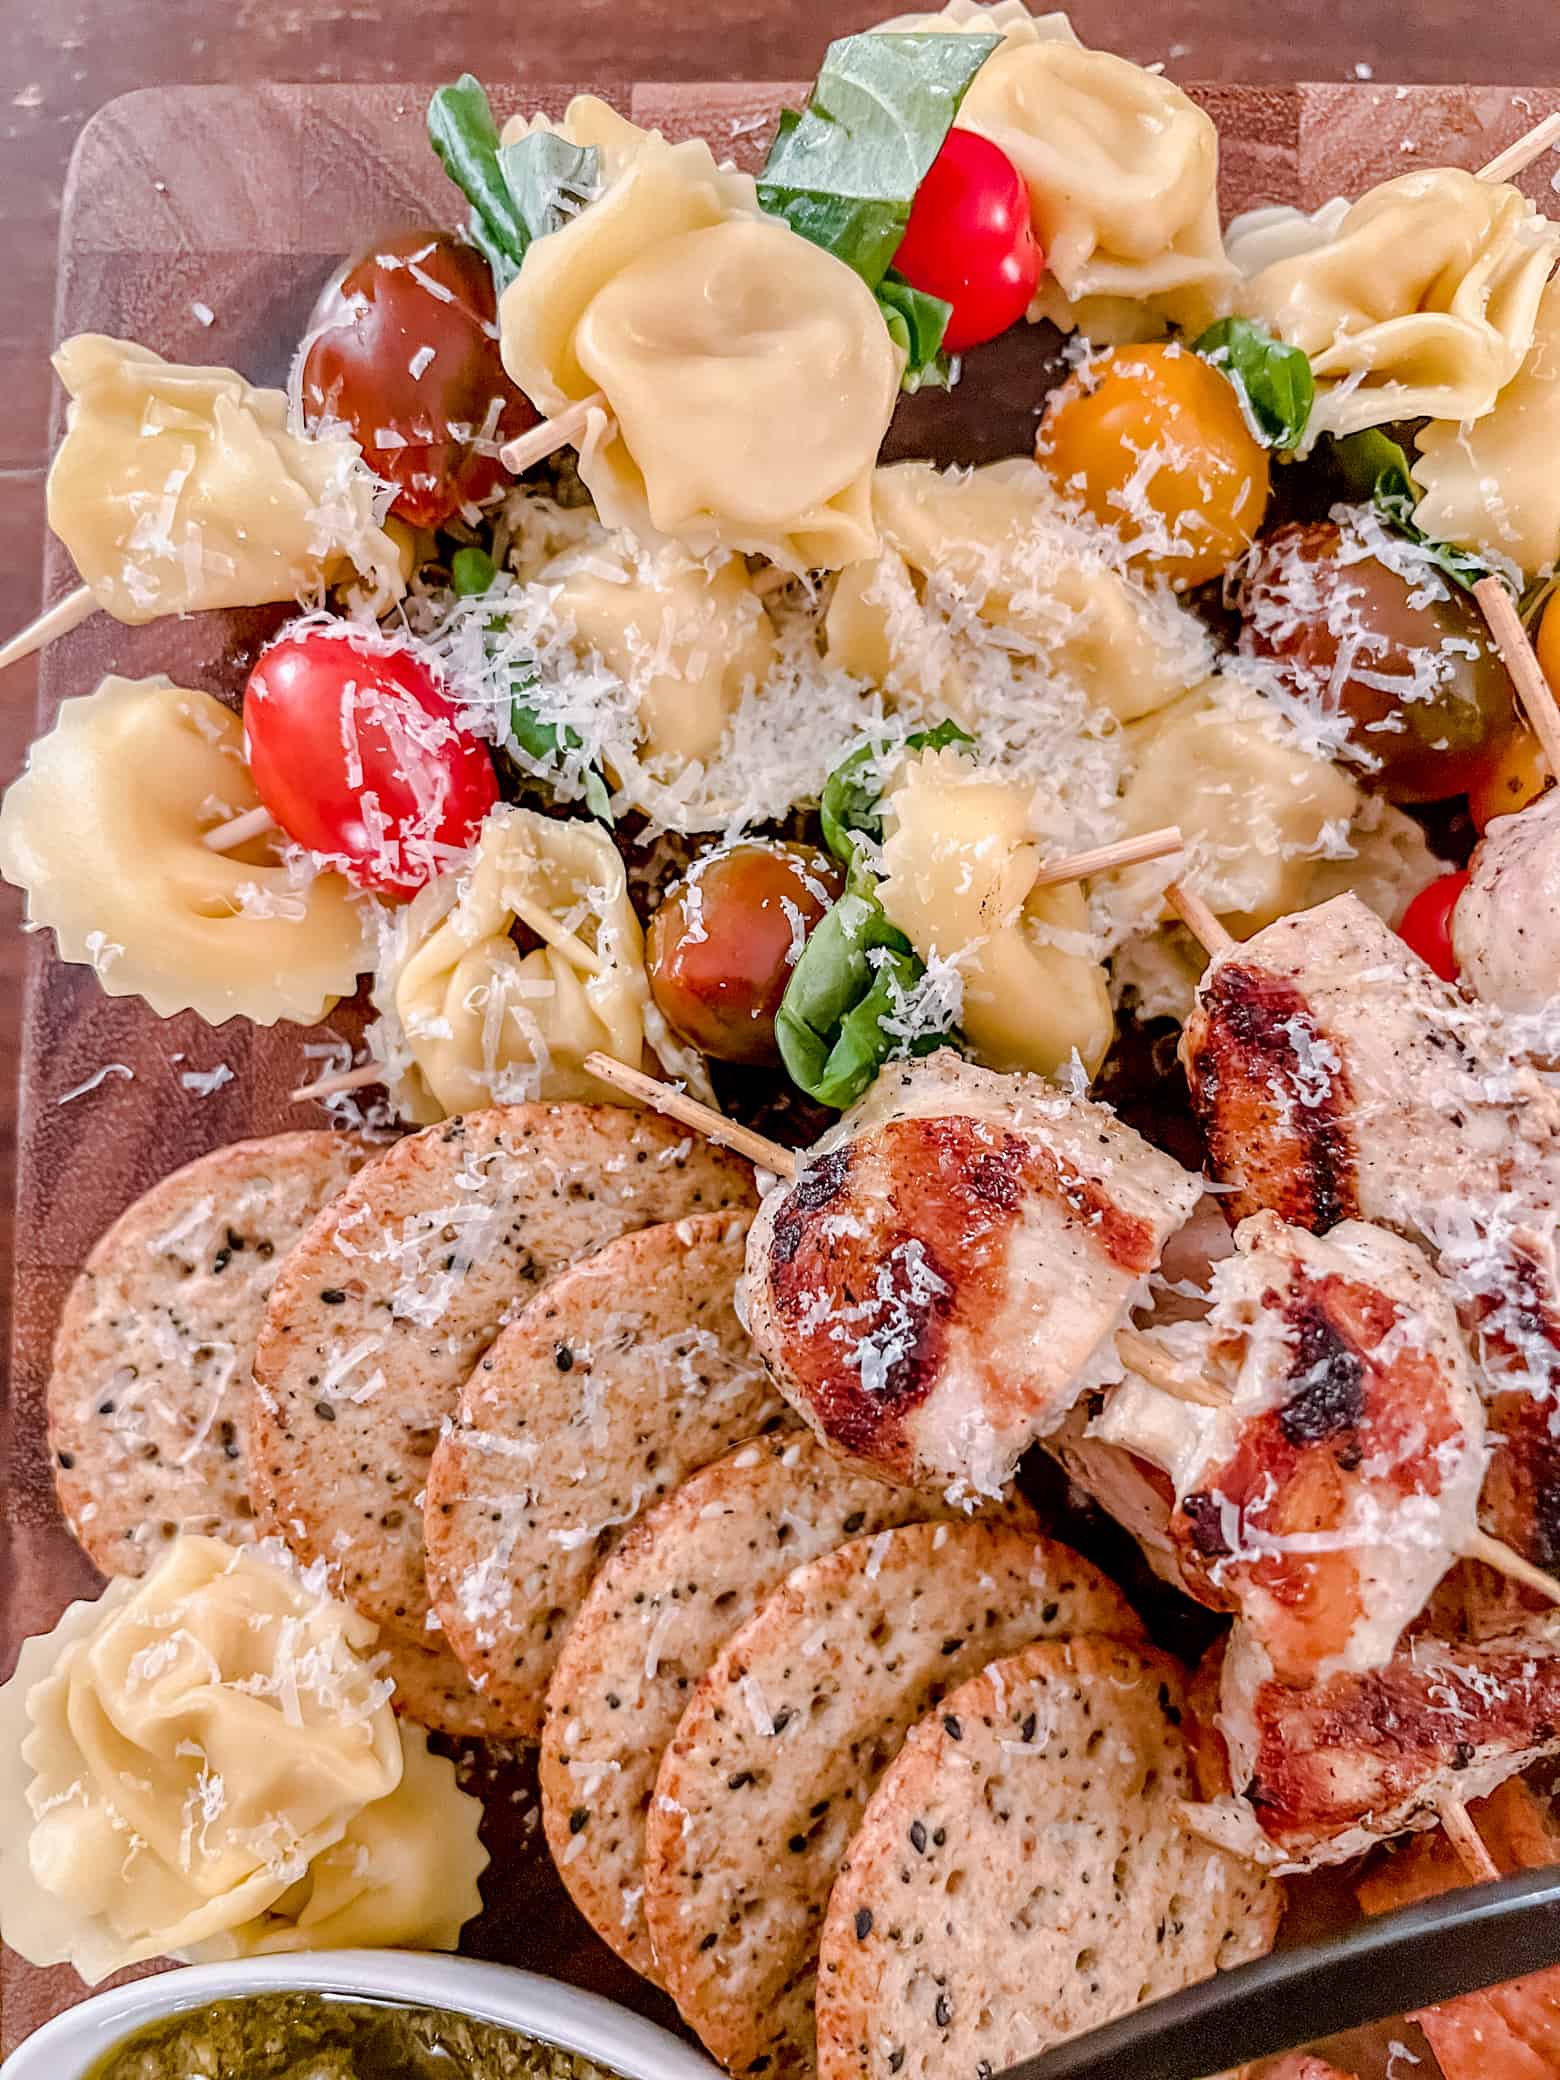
[1111,679,1360,937]
[538,534,776,781]
[957,28,1233,340]
[0,1537,486,1983]
[1233,168,1560,438]
[498,130,900,571]
[872,0,1069,46]
[0,676,368,1026]
[48,335,403,622]
[1414,274,1560,572]
[827,461,1211,725]
[878,745,1114,1078]
[375,804,654,1122]
[499,92,666,179]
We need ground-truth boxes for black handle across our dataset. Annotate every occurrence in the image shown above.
[1000,1863,1560,2080]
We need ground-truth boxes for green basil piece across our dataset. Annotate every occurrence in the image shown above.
[451,546,498,597]
[876,271,956,390]
[497,131,601,246]
[758,32,1001,291]
[819,718,974,870]
[428,77,529,288]
[1323,431,1497,595]
[1192,317,1314,452]
[508,695,614,824]
[776,886,947,1109]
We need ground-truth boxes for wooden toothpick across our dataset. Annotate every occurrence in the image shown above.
[500,391,611,475]
[1164,880,1237,958]
[0,582,97,672]
[1031,825,1183,891]
[291,1061,382,1103]
[582,1053,799,1175]
[203,805,276,853]
[1435,1793,1503,1883]
[1475,576,1560,779]
[1478,111,1560,183]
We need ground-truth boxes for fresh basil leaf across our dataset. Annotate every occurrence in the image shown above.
[776,888,945,1109]
[451,545,498,597]
[1192,317,1314,452]
[1322,431,1495,595]
[876,271,956,391]
[758,32,1001,290]
[498,132,601,247]
[429,78,528,288]
[508,697,614,823]
[820,718,974,868]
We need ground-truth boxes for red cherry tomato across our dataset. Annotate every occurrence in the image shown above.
[1397,870,1470,982]
[301,229,536,528]
[891,129,1042,354]
[245,631,499,896]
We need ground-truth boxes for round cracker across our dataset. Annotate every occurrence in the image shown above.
[376,1629,522,1740]
[644,1522,1144,2079]
[424,1212,787,1741]
[49,1132,373,1578]
[541,1431,1032,1981]
[816,1636,1284,2080]
[251,1104,756,1658]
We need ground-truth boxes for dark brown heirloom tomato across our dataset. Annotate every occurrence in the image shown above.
[648,841,843,1067]
[1239,517,1518,804]
[301,229,536,528]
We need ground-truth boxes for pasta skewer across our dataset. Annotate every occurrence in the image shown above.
[1474,574,1560,775]
[499,390,612,474]
[1477,110,1560,183]
[202,806,277,853]
[0,582,97,673]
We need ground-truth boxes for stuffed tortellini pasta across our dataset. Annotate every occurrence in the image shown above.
[498,131,900,570]
[0,676,368,1026]
[0,1537,486,1983]
[48,336,403,622]
[499,91,664,177]
[1234,168,1560,438]
[871,0,1069,47]
[827,461,1211,726]
[538,534,776,781]
[878,744,1114,1078]
[374,804,654,1121]
[1414,273,1560,571]
[957,29,1233,339]
[1111,678,1359,937]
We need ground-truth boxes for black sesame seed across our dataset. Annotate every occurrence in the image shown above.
[1041,1601,1059,1623]
[569,1808,589,1835]
[320,1288,347,1305]
[314,1401,337,1423]
[554,1344,575,1372]
[855,1908,874,1941]
[909,1820,927,1854]
[889,2052,905,2073]
[1021,1713,1037,1742]
[788,1833,808,1853]
[57,1451,75,1470]
[935,1994,952,2028]
[729,1770,754,1790]
[942,1715,963,1740]
[843,1511,867,1534]
[699,1932,718,1952]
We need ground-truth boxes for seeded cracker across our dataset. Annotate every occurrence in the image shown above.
[644,1522,1145,2079]
[815,1637,1283,2080]
[540,1431,1034,1981]
[49,1132,373,1579]
[250,1104,757,1721]
[425,1213,786,1740]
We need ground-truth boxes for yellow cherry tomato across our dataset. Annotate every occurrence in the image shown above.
[1469,724,1549,831]
[1539,589,1560,697]
[1037,343,1272,588]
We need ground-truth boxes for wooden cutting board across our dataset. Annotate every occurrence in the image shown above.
[4,73,1558,2062]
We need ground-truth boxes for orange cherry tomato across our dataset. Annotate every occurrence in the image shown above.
[1397,870,1470,982]
[1469,726,1549,831]
[1037,342,1271,588]
[301,228,536,528]
[1539,589,1560,702]
[647,842,842,1066]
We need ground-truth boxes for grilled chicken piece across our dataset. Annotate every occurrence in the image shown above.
[741,1051,1202,1497]
[1181,891,1560,1577]
[1454,787,1560,1023]
[1096,1214,1487,1684]
[1184,1618,1560,1870]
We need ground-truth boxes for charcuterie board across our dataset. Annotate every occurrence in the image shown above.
[5,71,1559,2061]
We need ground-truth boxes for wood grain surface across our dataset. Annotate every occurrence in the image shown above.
[3,28,1560,2068]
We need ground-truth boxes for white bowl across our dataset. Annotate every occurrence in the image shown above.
[0,1951,722,2080]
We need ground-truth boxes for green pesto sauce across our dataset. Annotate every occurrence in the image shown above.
[85,1993,626,2080]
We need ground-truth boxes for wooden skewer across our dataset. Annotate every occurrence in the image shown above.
[1031,825,1183,890]
[1478,110,1560,183]
[1164,880,1236,958]
[582,1053,800,1175]
[500,391,611,475]
[1464,1527,1560,1606]
[1113,1325,1227,1408]
[0,582,97,672]
[202,805,276,853]
[1475,575,1560,779]
[291,1061,382,1103]
[1435,1792,1503,1883]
